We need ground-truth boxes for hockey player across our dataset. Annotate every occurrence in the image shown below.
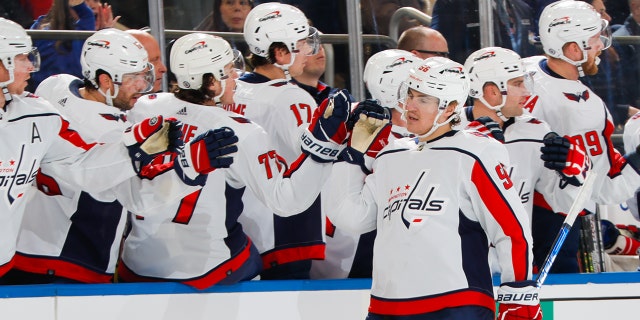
[117,33,349,289]
[0,18,182,280]
[311,49,423,279]
[232,2,326,279]
[325,57,540,319]
[9,28,235,284]
[624,112,640,221]
[523,0,640,273]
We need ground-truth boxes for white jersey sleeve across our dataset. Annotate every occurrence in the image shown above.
[523,56,640,207]
[623,113,640,221]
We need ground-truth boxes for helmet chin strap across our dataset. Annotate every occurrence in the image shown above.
[274,52,296,81]
[480,95,509,122]
[213,78,226,103]
[559,49,588,77]
[98,84,119,106]
[415,109,456,141]
[0,69,15,107]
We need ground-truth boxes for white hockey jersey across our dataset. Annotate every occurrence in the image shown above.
[325,130,533,316]
[230,74,325,274]
[623,112,640,220]
[15,74,193,283]
[458,107,582,219]
[523,56,640,208]
[0,91,137,277]
[120,93,332,289]
[310,124,410,279]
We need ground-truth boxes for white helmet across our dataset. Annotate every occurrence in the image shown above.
[539,0,611,74]
[363,49,423,112]
[0,18,40,88]
[464,47,526,119]
[243,2,319,58]
[400,57,469,138]
[81,28,153,89]
[170,33,244,90]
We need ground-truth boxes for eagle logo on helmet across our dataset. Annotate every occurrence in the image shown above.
[87,40,111,49]
[258,10,282,22]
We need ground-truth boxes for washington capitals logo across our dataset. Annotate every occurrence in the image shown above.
[563,90,590,102]
[549,16,571,28]
[382,170,448,229]
[474,51,496,61]
[259,10,281,22]
[385,57,414,71]
[87,40,111,49]
[442,66,464,75]
[185,41,208,54]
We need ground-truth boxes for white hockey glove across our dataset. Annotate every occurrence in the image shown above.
[496,281,542,320]
[540,132,590,187]
[301,89,351,162]
[174,127,238,186]
[340,99,391,174]
[124,116,184,178]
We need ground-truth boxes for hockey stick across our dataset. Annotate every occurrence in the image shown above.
[535,170,597,287]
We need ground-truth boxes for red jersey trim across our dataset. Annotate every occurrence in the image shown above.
[368,289,495,315]
[261,243,325,270]
[117,238,254,290]
[13,253,112,283]
[471,161,529,280]
[0,255,16,278]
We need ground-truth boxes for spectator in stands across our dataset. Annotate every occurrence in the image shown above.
[396,25,449,59]
[614,0,640,114]
[0,0,33,28]
[292,43,338,105]
[28,0,95,91]
[126,29,167,93]
[194,0,253,59]
[579,0,636,131]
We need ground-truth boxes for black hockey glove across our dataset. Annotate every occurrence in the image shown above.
[174,127,239,186]
[301,89,351,162]
[540,132,590,187]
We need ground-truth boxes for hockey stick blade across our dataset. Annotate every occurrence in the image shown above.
[535,170,597,287]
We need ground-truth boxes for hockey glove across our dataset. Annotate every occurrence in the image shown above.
[540,132,590,187]
[601,219,640,255]
[174,127,239,186]
[496,281,542,320]
[340,100,391,174]
[124,116,184,177]
[466,116,505,143]
[301,89,352,162]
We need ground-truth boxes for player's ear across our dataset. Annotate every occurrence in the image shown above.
[273,46,290,64]
[97,73,113,91]
[562,42,582,60]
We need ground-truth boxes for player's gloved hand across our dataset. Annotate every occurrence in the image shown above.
[601,219,640,255]
[497,281,542,320]
[340,100,391,174]
[301,89,352,162]
[124,116,184,177]
[346,99,390,130]
[466,116,505,143]
[174,127,239,186]
[540,132,590,187]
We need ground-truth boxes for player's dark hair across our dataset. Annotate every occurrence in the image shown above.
[248,42,289,67]
[173,73,217,105]
[83,69,111,91]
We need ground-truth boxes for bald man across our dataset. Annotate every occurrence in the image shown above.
[397,25,449,60]
[126,29,167,92]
